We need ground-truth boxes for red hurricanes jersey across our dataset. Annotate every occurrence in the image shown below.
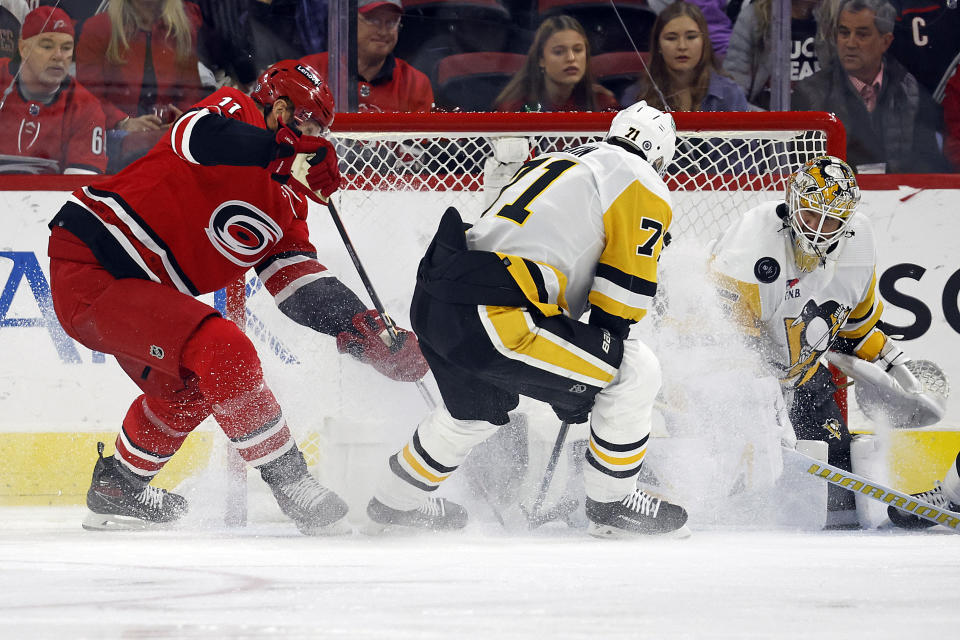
[301,52,434,113]
[51,87,329,299]
[0,60,107,173]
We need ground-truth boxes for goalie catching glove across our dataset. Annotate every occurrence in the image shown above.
[336,310,430,382]
[826,343,948,429]
[268,119,341,197]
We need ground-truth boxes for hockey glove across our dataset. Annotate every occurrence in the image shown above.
[268,119,331,185]
[305,143,342,198]
[336,310,430,382]
[551,402,592,425]
[873,338,922,394]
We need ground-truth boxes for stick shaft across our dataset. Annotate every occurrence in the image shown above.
[530,421,570,518]
[784,447,960,533]
[290,178,437,409]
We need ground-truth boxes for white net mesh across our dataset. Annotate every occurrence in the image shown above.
[328,111,839,241]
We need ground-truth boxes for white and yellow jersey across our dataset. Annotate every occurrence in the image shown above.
[710,202,882,389]
[467,141,673,323]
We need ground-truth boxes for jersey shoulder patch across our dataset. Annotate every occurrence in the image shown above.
[712,201,787,284]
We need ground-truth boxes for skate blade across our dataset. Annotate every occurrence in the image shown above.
[587,521,692,540]
[82,511,169,532]
[359,519,450,536]
[296,517,354,537]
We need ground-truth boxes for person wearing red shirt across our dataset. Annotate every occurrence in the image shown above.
[48,60,428,534]
[75,0,206,129]
[0,6,106,174]
[75,0,208,170]
[301,0,434,113]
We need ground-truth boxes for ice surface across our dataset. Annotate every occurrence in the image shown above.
[1,506,958,639]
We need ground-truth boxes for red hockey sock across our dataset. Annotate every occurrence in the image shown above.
[114,393,207,479]
[182,317,294,467]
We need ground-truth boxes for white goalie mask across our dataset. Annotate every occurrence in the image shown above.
[606,100,677,176]
[785,156,860,271]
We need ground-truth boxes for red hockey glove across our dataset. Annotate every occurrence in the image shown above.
[305,141,342,198]
[336,310,430,382]
[268,119,330,184]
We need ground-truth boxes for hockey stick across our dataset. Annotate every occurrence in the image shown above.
[521,421,572,528]
[783,446,960,533]
[288,175,437,410]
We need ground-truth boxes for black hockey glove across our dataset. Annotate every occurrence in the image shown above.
[551,401,592,425]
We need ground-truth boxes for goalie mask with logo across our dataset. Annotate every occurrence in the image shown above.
[785,156,860,272]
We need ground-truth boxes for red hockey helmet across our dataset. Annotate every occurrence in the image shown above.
[251,60,335,132]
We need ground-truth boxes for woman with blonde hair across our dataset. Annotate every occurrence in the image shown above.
[623,0,747,112]
[77,0,205,135]
[495,14,617,112]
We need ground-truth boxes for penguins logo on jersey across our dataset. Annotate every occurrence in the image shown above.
[821,418,843,440]
[206,201,284,267]
[782,299,851,383]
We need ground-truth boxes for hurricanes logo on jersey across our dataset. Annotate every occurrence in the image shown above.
[18,119,40,151]
[206,201,284,266]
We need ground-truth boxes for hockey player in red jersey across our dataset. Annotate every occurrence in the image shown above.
[47,60,429,534]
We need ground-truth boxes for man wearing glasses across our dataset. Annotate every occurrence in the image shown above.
[301,0,434,113]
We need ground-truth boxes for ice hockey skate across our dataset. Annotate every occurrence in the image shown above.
[585,488,690,539]
[887,482,960,530]
[83,442,188,531]
[259,447,349,535]
[365,496,468,534]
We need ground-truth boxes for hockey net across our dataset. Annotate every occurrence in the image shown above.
[230,111,846,524]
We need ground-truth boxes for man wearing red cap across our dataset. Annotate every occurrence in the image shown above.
[301,0,434,113]
[0,6,106,174]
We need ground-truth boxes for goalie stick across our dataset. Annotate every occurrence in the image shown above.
[288,174,438,410]
[783,446,960,533]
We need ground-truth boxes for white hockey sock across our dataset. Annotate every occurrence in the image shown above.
[374,407,501,510]
[585,339,660,503]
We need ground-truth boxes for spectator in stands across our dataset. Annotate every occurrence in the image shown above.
[889,0,960,105]
[943,63,959,170]
[0,6,106,174]
[723,0,821,109]
[35,1,104,26]
[649,0,733,58]
[0,1,27,59]
[301,0,434,112]
[197,0,321,90]
[494,15,617,112]
[817,0,959,103]
[76,0,207,170]
[623,1,749,112]
[792,0,949,173]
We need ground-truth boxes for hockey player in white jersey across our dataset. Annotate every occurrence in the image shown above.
[365,101,690,538]
[710,155,945,528]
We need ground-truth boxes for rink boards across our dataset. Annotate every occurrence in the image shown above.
[1,184,958,504]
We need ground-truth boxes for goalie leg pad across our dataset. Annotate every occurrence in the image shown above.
[585,339,660,502]
[375,406,501,510]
